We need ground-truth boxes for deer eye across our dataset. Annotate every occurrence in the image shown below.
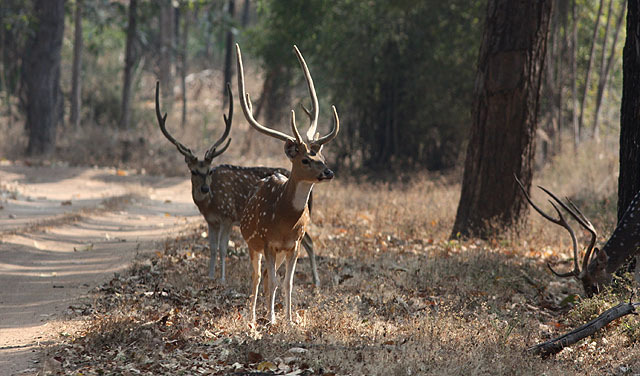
[302,159,310,165]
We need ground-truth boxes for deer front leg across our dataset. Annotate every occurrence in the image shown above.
[264,250,278,324]
[283,245,300,323]
[207,222,220,279]
[218,222,232,284]
[249,250,262,323]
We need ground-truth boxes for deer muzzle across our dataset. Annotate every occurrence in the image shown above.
[318,168,334,181]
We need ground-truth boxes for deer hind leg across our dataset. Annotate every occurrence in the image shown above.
[207,222,221,279]
[249,249,262,323]
[283,245,300,323]
[264,250,278,324]
[301,232,319,287]
[262,251,285,296]
[218,222,232,284]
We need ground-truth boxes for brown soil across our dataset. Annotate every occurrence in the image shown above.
[0,161,200,375]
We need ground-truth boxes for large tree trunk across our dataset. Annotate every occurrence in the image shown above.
[450,0,553,239]
[223,0,235,106]
[22,0,65,156]
[618,0,640,220]
[120,0,137,129]
[70,0,83,129]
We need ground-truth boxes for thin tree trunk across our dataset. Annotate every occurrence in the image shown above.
[450,0,553,239]
[571,0,579,149]
[120,0,137,129]
[223,0,235,106]
[23,0,65,156]
[179,5,189,127]
[578,0,605,140]
[618,0,640,221]
[159,0,175,104]
[593,1,626,141]
[241,0,251,27]
[70,0,83,130]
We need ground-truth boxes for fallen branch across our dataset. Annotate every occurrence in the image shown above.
[528,302,639,357]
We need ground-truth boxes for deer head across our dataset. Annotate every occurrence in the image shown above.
[515,176,610,296]
[235,44,338,187]
[155,81,232,199]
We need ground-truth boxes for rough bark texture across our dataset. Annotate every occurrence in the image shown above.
[618,0,640,221]
[451,0,553,238]
[22,0,65,155]
[120,0,137,129]
[70,0,83,129]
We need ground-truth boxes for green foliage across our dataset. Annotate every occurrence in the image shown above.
[249,0,485,171]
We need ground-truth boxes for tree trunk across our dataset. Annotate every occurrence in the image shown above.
[22,0,65,156]
[120,0,137,129]
[578,0,604,140]
[70,0,83,129]
[618,0,640,221]
[450,0,553,239]
[223,0,235,106]
[593,1,626,141]
[178,5,189,127]
[159,0,175,104]
[571,0,579,150]
[241,0,251,27]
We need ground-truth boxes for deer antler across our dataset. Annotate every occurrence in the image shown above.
[515,176,598,279]
[293,45,319,141]
[236,44,296,143]
[204,82,233,162]
[155,81,196,160]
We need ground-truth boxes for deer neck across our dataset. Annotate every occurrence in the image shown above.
[282,174,314,214]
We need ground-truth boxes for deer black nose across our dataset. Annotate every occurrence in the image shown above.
[200,185,210,194]
[320,168,334,180]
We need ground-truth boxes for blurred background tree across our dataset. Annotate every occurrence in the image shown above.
[0,0,627,174]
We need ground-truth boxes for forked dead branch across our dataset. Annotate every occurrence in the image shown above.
[155,81,319,285]
[236,43,339,324]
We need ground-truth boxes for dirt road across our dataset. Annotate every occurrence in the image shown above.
[0,162,201,375]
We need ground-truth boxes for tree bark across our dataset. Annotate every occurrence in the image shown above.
[618,0,640,221]
[450,0,553,239]
[578,0,604,141]
[120,0,137,129]
[178,5,189,127]
[571,0,579,150]
[22,0,65,156]
[241,0,251,27]
[70,0,83,129]
[223,0,235,106]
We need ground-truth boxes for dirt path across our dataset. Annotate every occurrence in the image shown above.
[0,163,201,375]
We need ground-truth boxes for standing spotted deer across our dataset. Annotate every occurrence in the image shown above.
[155,81,319,285]
[516,176,640,297]
[236,44,339,324]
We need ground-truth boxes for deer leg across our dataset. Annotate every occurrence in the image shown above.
[207,222,220,279]
[218,222,232,285]
[249,249,262,323]
[264,250,278,324]
[283,246,300,323]
[301,232,319,287]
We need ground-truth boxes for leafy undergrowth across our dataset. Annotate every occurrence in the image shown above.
[37,176,640,375]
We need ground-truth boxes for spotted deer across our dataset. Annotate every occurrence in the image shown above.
[516,176,640,297]
[155,81,319,285]
[236,44,339,324]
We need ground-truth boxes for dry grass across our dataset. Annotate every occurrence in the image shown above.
[3,69,638,375]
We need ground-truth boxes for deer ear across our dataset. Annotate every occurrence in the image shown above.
[284,139,300,159]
